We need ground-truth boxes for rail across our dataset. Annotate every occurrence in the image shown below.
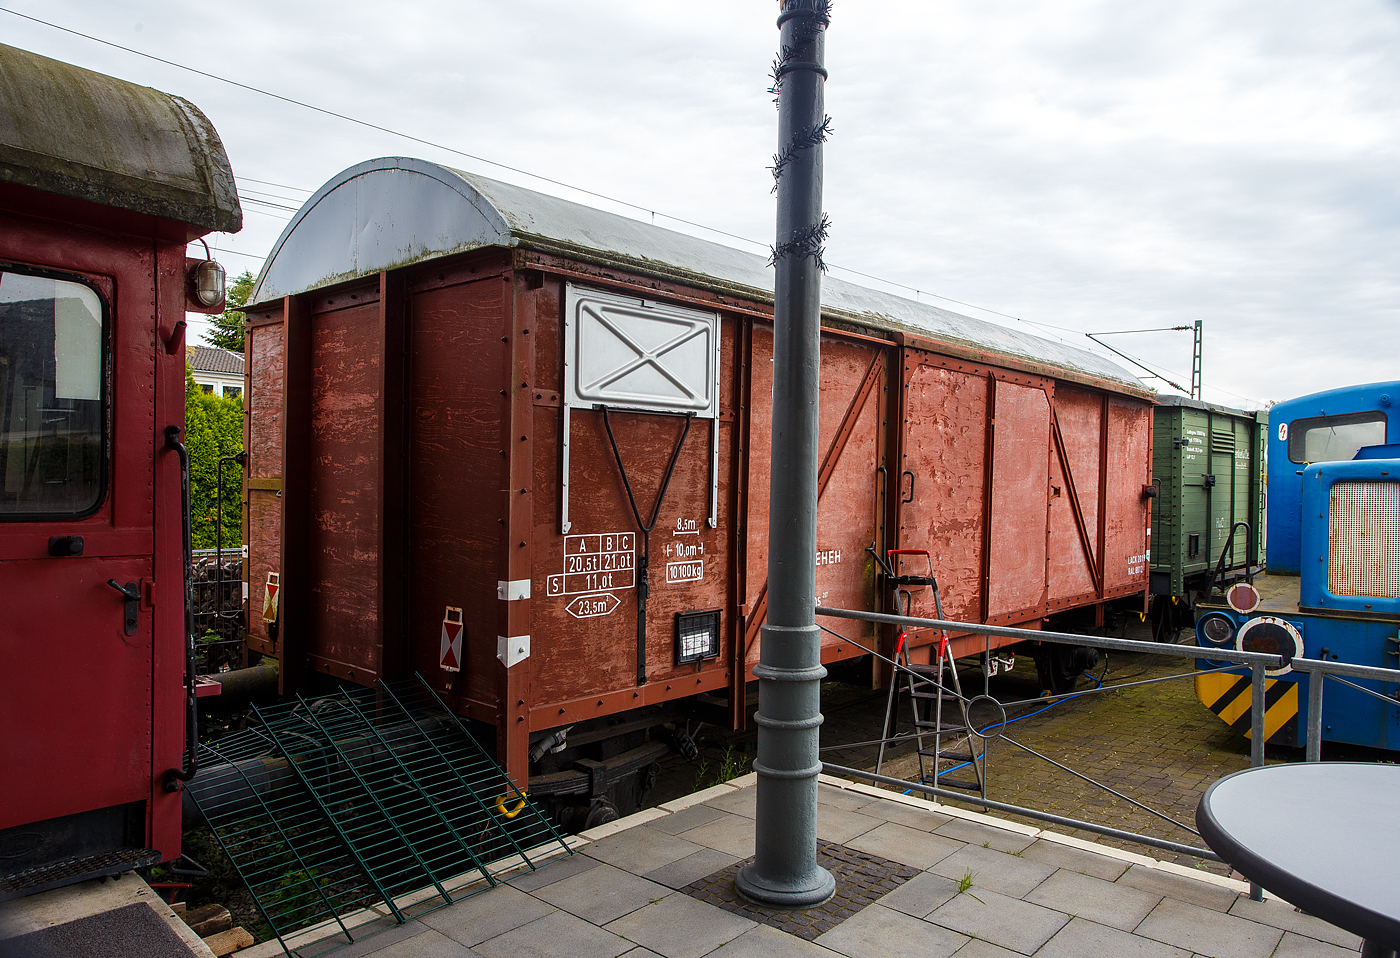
[814,605,1400,890]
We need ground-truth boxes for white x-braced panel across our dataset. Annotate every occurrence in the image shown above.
[564,285,719,418]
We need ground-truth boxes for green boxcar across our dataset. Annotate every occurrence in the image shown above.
[1148,395,1267,639]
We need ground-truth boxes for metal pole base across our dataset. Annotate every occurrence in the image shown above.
[735,860,836,909]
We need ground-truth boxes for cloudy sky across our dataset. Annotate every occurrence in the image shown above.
[9,1,1399,407]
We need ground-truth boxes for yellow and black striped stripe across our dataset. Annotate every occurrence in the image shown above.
[1195,673,1299,746]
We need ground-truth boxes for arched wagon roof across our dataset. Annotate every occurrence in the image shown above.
[252,156,1143,394]
[0,43,241,233]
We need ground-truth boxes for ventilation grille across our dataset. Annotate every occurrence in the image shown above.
[1210,429,1236,455]
[1329,481,1400,599]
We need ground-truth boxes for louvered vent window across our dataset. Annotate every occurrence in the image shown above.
[1210,429,1236,455]
[1328,481,1400,599]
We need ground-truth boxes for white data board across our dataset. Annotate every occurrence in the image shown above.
[564,285,720,417]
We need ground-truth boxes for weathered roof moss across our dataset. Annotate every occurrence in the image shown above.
[0,43,241,232]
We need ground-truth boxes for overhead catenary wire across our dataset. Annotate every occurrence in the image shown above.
[206,247,268,264]
[0,6,770,253]
[6,5,1265,406]
[238,196,301,214]
[237,176,313,196]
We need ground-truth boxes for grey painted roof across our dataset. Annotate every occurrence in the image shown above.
[251,157,1143,392]
[188,345,244,375]
[1154,393,1264,419]
[0,43,241,233]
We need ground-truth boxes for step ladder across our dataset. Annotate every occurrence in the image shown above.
[873,549,985,794]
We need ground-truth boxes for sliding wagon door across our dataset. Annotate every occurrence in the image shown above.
[1046,386,1151,611]
[896,351,1053,656]
[742,329,889,676]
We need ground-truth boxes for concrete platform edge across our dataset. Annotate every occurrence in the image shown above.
[659,781,741,812]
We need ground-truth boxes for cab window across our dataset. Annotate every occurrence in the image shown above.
[1287,411,1387,464]
[0,269,106,518]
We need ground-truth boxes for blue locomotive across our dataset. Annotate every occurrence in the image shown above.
[1194,381,1399,749]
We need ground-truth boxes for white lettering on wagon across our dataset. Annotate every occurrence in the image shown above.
[1182,427,1207,464]
[546,532,635,603]
[666,560,704,584]
[665,525,706,583]
[567,592,621,619]
[816,549,842,566]
[1126,553,1146,576]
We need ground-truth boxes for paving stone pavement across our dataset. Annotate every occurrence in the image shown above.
[681,840,919,940]
[239,775,1363,958]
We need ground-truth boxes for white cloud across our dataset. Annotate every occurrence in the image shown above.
[7,0,1398,406]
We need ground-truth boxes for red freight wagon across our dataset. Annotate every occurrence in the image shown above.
[0,44,240,896]
[242,157,1153,825]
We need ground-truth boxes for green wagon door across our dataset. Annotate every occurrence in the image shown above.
[1208,416,1239,571]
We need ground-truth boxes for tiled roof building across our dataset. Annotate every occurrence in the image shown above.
[187,345,244,399]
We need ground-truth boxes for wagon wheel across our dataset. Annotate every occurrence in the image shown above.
[1148,597,1172,643]
[1149,596,1189,644]
[1034,645,1093,696]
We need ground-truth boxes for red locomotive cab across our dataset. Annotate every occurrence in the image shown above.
[0,43,240,897]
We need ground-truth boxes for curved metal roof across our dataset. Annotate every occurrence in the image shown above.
[0,43,241,233]
[252,156,1144,393]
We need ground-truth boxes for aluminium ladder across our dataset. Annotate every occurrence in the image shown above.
[874,550,984,793]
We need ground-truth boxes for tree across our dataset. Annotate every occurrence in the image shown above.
[185,365,244,549]
[202,269,255,352]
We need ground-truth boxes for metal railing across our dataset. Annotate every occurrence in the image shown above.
[815,605,1400,873]
[1290,657,1400,762]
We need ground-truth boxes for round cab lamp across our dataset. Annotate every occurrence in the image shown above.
[191,258,226,309]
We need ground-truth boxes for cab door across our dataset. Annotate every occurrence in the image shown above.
[0,263,157,848]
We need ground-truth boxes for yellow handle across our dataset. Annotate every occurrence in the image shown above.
[495,793,527,819]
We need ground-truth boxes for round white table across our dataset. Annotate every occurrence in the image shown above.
[1197,763,1400,958]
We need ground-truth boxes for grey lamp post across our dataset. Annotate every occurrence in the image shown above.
[734,0,836,909]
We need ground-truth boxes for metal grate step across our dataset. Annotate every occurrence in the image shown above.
[187,674,569,956]
[0,848,161,903]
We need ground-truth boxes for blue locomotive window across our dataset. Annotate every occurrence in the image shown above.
[1287,411,1387,464]
[0,269,107,518]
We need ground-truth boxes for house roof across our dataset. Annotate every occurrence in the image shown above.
[188,345,244,375]
[249,157,1147,397]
